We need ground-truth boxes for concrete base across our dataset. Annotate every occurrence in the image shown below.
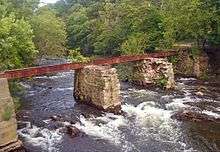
[74,65,121,113]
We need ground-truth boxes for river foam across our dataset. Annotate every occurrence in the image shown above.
[17,72,219,152]
[18,122,63,152]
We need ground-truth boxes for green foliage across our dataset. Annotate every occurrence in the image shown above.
[13,97,21,112]
[9,80,25,96]
[200,73,209,80]
[7,0,40,19]
[2,105,13,121]
[8,80,24,112]
[189,47,201,59]
[31,7,67,58]
[51,0,220,57]
[0,0,220,71]
[0,13,37,70]
[67,48,90,62]
[121,33,147,55]
[162,0,220,49]
[156,75,168,88]
[65,0,170,56]
[168,56,178,64]
[114,63,133,82]
[67,6,93,55]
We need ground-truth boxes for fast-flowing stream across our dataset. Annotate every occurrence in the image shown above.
[16,70,220,152]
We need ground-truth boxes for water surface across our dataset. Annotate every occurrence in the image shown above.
[16,71,220,152]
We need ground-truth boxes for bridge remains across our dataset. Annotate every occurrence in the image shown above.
[0,79,22,152]
[74,58,175,112]
[74,65,121,113]
[133,58,175,89]
[0,52,176,151]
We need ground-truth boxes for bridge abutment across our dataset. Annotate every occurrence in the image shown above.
[74,65,121,113]
[132,58,175,89]
[0,78,22,152]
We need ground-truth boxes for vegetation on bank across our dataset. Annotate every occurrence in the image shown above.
[0,0,219,71]
[8,80,25,112]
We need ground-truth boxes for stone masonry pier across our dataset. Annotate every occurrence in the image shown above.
[0,53,176,151]
[74,65,121,113]
[73,58,175,113]
[132,58,175,89]
[0,79,22,152]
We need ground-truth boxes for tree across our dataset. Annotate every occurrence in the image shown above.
[0,14,36,70]
[67,5,93,55]
[8,0,40,19]
[0,0,37,70]
[31,7,67,58]
[161,0,219,49]
[121,33,147,55]
[54,0,220,56]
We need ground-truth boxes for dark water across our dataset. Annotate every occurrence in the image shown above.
[16,71,220,152]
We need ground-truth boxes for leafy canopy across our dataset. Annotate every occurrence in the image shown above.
[0,1,36,70]
[31,7,67,58]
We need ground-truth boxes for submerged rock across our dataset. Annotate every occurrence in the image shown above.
[66,125,81,138]
[50,115,63,122]
[48,115,82,138]
[171,110,220,123]
[195,91,204,96]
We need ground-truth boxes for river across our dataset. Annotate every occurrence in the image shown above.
[16,69,220,152]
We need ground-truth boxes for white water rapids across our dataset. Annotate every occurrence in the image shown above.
[17,73,220,152]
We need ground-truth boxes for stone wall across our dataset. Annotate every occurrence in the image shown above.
[74,65,121,113]
[0,78,22,152]
[173,49,209,78]
[132,58,175,89]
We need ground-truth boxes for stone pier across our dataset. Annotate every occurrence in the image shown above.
[132,58,175,89]
[74,65,121,113]
[0,79,22,152]
[173,49,209,78]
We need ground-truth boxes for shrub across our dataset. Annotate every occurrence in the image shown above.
[156,75,168,88]
[67,49,90,62]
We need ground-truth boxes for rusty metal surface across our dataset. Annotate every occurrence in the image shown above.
[0,51,177,79]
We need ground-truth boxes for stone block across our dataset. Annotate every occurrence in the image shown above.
[0,78,21,151]
[0,118,18,147]
[0,140,23,152]
[0,98,15,122]
[0,79,10,99]
[132,58,175,89]
[173,49,209,77]
[74,65,121,113]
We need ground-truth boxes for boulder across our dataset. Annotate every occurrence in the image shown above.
[66,125,81,138]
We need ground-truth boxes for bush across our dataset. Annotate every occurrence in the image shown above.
[120,33,147,55]
[114,63,133,82]
[67,49,90,62]
[156,75,168,88]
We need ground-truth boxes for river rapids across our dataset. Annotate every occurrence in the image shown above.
[16,70,220,152]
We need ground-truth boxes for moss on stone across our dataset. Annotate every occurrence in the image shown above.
[2,106,13,121]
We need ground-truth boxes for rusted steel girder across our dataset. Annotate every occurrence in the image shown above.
[0,51,177,79]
